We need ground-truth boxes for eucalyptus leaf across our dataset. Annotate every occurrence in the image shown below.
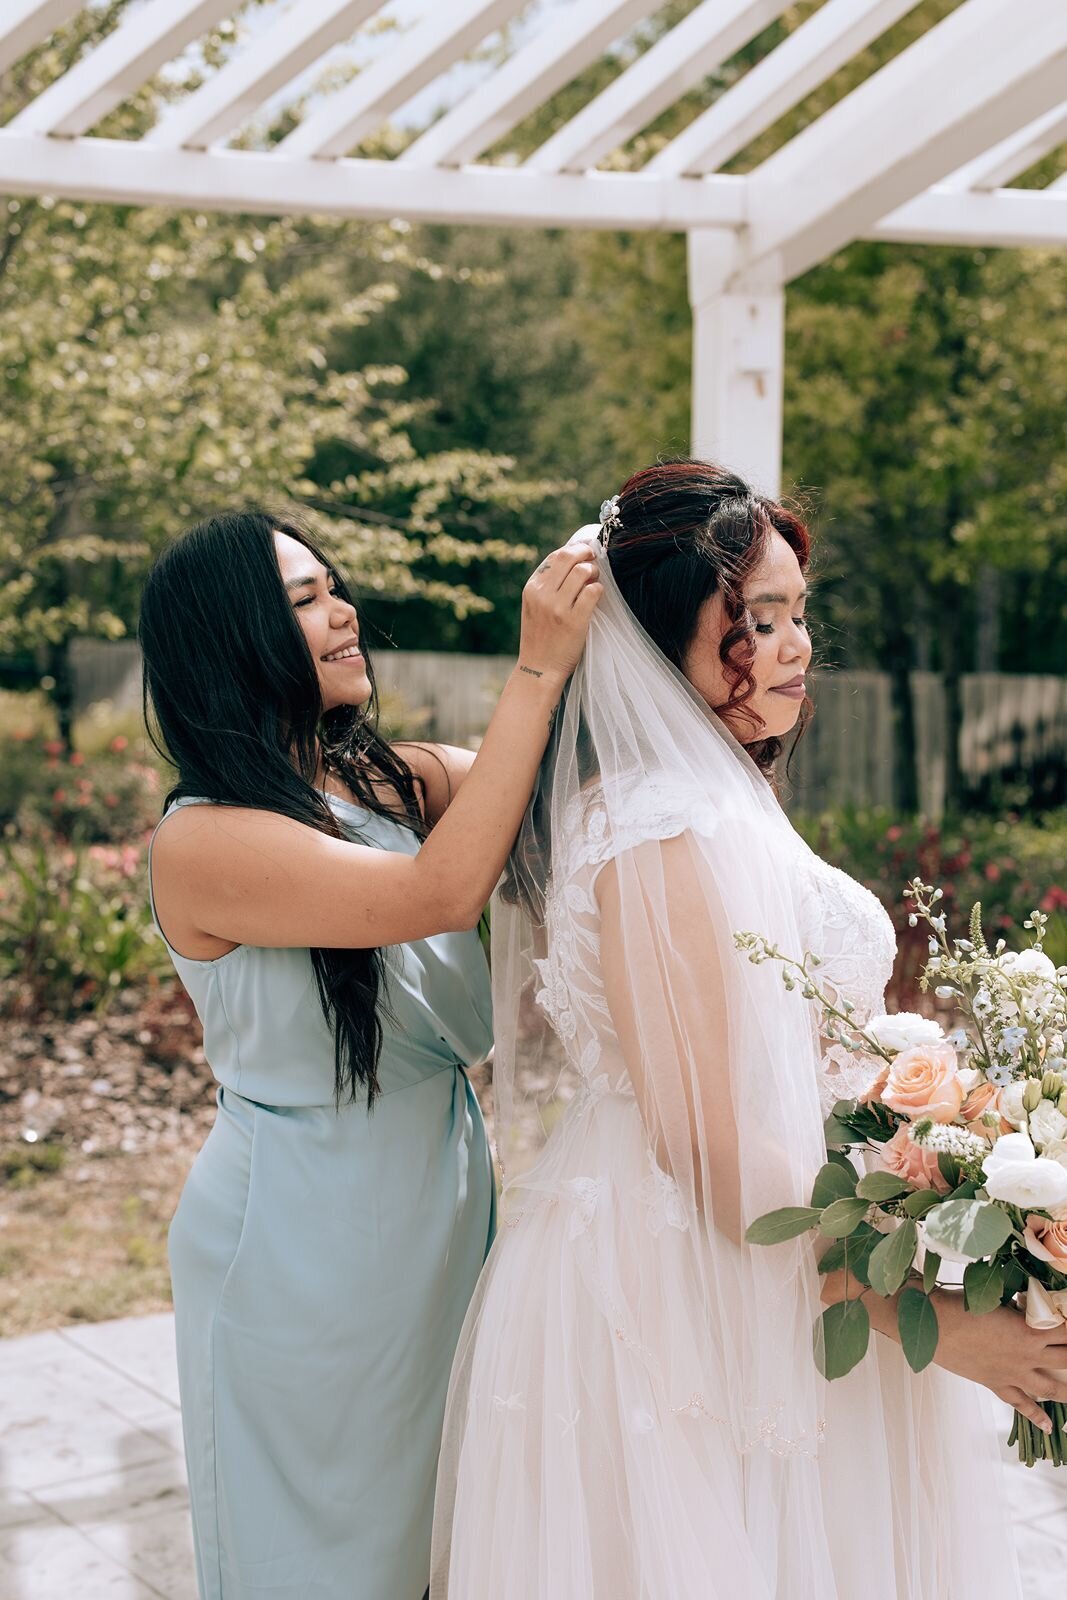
[867,1220,919,1297]
[745,1206,823,1246]
[938,1152,962,1189]
[824,1110,857,1150]
[898,1287,939,1372]
[814,1298,871,1380]
[964,1259,1006,1315]
[811,1161,858,1207]
[826,1150,859,1178]
[922,1199,1014,1260]
[922,1250,942,1294]
[816,1238,849,1275]
[856,1170,910,1203]
[843,1227,881,1288]
[1002,1258,1028,1298]
[818,1197,872,1238]
[901,1188,942,1219]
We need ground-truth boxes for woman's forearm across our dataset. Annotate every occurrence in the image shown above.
[415,664,563,927]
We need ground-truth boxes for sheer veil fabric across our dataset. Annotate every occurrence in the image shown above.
[430,533,1021,1600]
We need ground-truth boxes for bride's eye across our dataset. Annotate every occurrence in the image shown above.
[754,622,775,635]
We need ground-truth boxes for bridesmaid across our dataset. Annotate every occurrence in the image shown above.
[138,508,601,1600]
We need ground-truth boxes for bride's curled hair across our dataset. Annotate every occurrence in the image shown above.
[605,458,813,777]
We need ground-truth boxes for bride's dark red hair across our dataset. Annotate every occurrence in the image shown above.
[605,458,813,780]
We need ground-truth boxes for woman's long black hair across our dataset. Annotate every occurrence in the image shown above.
[138,508,427,1108]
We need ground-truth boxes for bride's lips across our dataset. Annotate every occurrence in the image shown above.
[769,676,806,700]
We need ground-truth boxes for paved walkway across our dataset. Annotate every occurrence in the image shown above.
[3,1313,1067,1597]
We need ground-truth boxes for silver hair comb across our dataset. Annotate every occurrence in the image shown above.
[597,495,622,546]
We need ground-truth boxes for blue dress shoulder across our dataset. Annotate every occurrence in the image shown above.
[148,793,495,1600]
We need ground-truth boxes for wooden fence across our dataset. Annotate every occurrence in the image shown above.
[71,640,1066,818]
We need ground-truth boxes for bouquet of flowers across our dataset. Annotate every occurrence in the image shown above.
[736,880,1067,1467]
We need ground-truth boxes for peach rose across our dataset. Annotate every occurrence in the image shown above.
[859,1062,890,1105]
[960,1080,1013,1135]
[881,1042,965,1123]
[1024,1213,1067,1274]
[876,1124,952,1195]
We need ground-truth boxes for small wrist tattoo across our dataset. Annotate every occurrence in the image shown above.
[519,665,544,679]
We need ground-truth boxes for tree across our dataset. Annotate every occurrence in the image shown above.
[0,6,560,743]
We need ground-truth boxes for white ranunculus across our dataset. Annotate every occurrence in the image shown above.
[998,1081,1028,1129]
[864,1012,945,1055]
[1028,1100,1067,1151]
[982,1133,1067,1211]
[997,949,1058,982]
[1041,1138,1067,1172]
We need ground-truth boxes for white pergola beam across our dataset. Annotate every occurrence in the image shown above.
[278,0,525,161]
[0,130,748,231]
[9,0,236,139]
[869,184,1067,248]
[150,0,388,152]
[526,0,788,175]
[938,101,1067,193]
[400,0,650,170]
[646,0,921,179]
[5,127,1065,250]
[0,1,84,75]
[737,0,1067,287]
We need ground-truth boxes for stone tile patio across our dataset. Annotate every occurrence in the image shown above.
[2,1312,1065,1597]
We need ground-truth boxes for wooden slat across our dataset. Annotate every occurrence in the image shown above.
[0,1,84,75]
[10,0,236,138]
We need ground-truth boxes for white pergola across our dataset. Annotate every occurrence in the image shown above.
[3,0,1067,492]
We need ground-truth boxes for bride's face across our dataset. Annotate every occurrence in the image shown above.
[683,531,811,742]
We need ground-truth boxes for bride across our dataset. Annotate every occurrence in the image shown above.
[430,460,1062,1598]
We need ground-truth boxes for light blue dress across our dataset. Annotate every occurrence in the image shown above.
[147,793,495,1600]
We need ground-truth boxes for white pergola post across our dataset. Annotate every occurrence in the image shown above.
[687,232,784,496]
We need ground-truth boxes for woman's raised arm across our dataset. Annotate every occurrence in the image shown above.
[153,543,601,951]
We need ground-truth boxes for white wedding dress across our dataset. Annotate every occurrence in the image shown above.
[430,542,1023,1600]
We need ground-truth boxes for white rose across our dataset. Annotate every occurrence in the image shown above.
[1041,1138,1067,1172]
[1029,1100,1067,1151]
[957,1066,981,1092]
[864,1012,945,1055]
[998,1081,1028,1129]
[997,949,1058,982]
[982,1133,1067,1211]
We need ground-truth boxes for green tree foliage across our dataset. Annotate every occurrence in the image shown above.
[0,5,560,742]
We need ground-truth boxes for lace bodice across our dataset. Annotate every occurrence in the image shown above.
[533,778,897,1115]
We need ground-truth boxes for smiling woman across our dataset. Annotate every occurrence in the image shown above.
[136,506,601,1600]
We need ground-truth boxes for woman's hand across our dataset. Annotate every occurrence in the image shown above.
[517,543,602,688]
[822,1266,1067,1433]
[930,1289,1067,1435]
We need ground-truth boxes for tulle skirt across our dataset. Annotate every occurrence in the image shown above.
[430,1089,1022,1600]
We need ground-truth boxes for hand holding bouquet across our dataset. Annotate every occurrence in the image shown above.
[736,883,1067,1466]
